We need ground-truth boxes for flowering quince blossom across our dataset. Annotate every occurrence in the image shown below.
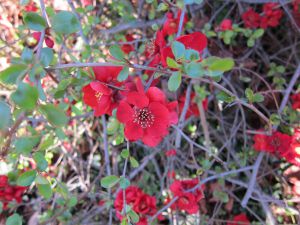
[291,92,300,110]
[260,3,283,29]
[24,1,38,12]
[168,178,205,214]
[218,19,233,31]
[114,186,162,225]
[81,0,92,7]
[0,175,27,210]
[161,32,208,67]
[253,129,300,166]
[178,92,208,119]
[116,79,178,147]
[242,8,261,29]
[82,66,123,116]
[162,11,188,37]
[121,34,135,54]
[32,31,54,48]
[227,213,250,225]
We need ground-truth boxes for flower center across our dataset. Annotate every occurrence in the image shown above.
[95,91,103,101]
[133,107,155,129]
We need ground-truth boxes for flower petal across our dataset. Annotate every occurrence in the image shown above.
[127,92,149,108]
[117,101,134,123]
[124,121,144,141]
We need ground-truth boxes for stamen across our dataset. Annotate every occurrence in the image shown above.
[133,107,155,129]
[95,92,103,101]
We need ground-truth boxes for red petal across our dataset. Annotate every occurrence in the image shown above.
[93,66,123,82]
[116,101,134,123]
[146,87,166,103]
[127,92,149,108]
[124,121,144,141]
[90,81,112,95]
[176,32,207,53]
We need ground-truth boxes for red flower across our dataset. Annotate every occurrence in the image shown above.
[283,128,300,166]
[165,149,177,157]
[161,32,207,67]
[0,175,27,210]
[114,186,160,225]
[178,92,208,119]
[162,10,188,37]
[260,3,283,29]
[218,19,233,31]
[32,31,54,48]
[121,34,135,54]
[169,178,204,214]
[242,8,261,29]
[116,79,178,147]
[81,0,92,7]
[227,213,250,225]
[82,66,123,116]
[291,92,300,110]
[253,131,292,155]
[25,1,38,12]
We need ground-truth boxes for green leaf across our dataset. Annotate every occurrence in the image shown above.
[216,91,235,103]
[128,210,139,223]
[129,157,139,168]
[6,213,22,225]
[100,175,120,189]
[157,2,168,11]
[213,190,229,203]
[17,170,37,186]
[107,118,120,135]
[185,49,200,61]
[24,12,47,31]
[185,62,204,78]
[252,28,264,39]
[20,0,30,6]
[67,196,78,208]
[35,174,49,184]
[168,71,181,92]
[51,11,80,34]
[0,64,27,84]
[11,83,38,110]
[39,104,68,127]
[109,45,125,61]
[171,41,185,60]
[121,149,129,159]
[253,93,264,103]
[37,183,53,199]
[118,67,129,81]
[166,57,180,69]
[0,101,11,130]
[33,152,48,171]
[21,47,33,63]
[247,38,255,47]
[119,177,130,189]
[0,202,2,214]
[40,48,54,67]
[15,136,40,155]
[209,57,234,72]
[245,88,254,102]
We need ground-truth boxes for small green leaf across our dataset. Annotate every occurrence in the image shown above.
[213,190,229,203]
[252,28,264,39]
[0,202,2,213]
[185,49,200,61]
[33,152,48,171]
[51,11,80,34]
[129,157,139,168]
[15,136,40,155]
[216,91,235,103]
[24,12,47,31]
[168,71,181,92]
[121,149,129,159]
[128,210,139,223]
[6,213,22,225]
[167,57,180,69]
[157,2,168,11]
[100,175,120,189]
[67,196,78,208]
[39,104,68,127]
[209,57,234,72]
[253,93,264,103]
[40,48,54,67]
[109,45,125,61]
[185,62,204,78]
[119,177,130,189]
[0,101,11,130]
[37,183,53,200]
[35,174,49,184]
[247,38,255,47]
[118,67,129,81]
[21,47,33,63]
[245,88,254,102]
[11,83,38,110]
[0,64,27,84]
[171,41,185,60]
[17,170,37,186]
